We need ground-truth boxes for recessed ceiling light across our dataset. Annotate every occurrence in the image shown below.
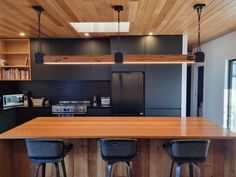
[148,32,153,36]
[70,22,130,33]
[19,32,25,36]
[84,33,90,36]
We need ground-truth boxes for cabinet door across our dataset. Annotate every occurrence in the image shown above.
[0,112,9,133]
[146,35,182,54]
[16,107,52,125]
[0,110,16,133]
[87,108,111,116]
[91,39,110,55]
[110,36,146,54]
[31,39,92,80]
[91,65,111,80]
[145,64,182,116]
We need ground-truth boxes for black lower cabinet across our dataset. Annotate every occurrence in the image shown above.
[87,108,111,116]
[145,108,181,116]
[0,109,16,133]
[16,107,52,125]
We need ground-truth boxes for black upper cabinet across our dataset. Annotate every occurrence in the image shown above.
[110,36,146,54]
[146,35,182,54]
[31,38,111,80]
[41,38,91,55]
[145,64,182,109]
[91,39,110,55]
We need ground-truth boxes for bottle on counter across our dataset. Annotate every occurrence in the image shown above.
[23,93,28,107]
[92,96,97,107]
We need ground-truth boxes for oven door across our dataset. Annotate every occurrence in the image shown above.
[52,113,86,117]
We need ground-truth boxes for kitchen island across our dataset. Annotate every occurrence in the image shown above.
[0,117,236,177]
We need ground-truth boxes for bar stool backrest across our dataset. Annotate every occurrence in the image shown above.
[100,139,137,162]
[25,139,64,159]
[170,140,210,162]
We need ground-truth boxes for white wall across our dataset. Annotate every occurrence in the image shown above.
[201,30,236,125]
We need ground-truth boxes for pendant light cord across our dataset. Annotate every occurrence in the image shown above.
[197,8,202,52]
[37,9,42,52]
[117,9,121,52]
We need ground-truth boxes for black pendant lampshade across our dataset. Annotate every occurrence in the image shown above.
[194,3,206,62]
[33,5,44,64]
[114,5,124,63]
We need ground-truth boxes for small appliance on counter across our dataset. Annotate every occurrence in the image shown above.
[31,97,44,106]
[52,101,90,117]
[3,94,24,107]
[101,97,110,107]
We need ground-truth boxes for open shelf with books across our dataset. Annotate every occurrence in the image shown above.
[0,39,31,81]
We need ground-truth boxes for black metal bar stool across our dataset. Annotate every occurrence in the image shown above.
[100,139,137,177]
[163,140,210,177]
[25,139,73,177]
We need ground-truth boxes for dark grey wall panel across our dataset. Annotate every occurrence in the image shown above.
[41,38,91,55]
[91,39,110,55]
[111,64,145,72]
[91,65,111,80]
[146,35,182,54]
[110,36,146,54]
[145,64,182,109]
[2,80,111,105]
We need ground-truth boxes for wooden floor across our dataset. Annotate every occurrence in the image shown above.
[0,139,235,177]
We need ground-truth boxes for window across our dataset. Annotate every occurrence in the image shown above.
[226,59,236,132]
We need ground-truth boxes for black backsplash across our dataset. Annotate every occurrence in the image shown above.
[0,81,111,105]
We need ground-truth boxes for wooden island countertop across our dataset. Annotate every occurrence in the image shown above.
[1,116,236,139]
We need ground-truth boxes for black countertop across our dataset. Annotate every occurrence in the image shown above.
[0,105,111,113]
[0,105,52,112]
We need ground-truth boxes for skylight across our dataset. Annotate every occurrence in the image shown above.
[70,22,130,33]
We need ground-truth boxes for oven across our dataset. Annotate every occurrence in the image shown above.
[52,101,89,117]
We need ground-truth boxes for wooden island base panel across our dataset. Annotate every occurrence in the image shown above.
[0,117,236,177]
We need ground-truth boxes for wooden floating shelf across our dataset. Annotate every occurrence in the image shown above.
[0,52,29,55]
[0,65,30,68]
[44,54,194,64]
[0,79,31,81]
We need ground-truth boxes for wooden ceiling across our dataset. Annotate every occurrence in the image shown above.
[1,0,236,47]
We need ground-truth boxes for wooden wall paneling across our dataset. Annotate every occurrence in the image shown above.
[224,140,236,177]
[132,139,150,177]
[0,140,13,177]
[0,139,235,177]
[149,139,169,177]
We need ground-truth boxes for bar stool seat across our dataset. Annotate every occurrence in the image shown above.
[100,139,137,177]
[26,139,73,177]
[163,140,210,177]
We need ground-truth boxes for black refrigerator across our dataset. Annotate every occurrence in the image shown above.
[111,72,144,116]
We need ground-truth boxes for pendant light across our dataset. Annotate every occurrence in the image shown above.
[194,3,206,62]
[113,5,124,63]
[33,5,44,64]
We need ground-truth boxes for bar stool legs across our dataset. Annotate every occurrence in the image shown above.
[106,162,113,177]
[126,162,132,177]
[169,162,202,177]
[189,163,194,177]
[42,163,46,177]
[169,161,174,177]
[106,162,132,177]
[34,162,67,177]
[175,163,181,177]
[54,163,60,177]
[61,159,67,177]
